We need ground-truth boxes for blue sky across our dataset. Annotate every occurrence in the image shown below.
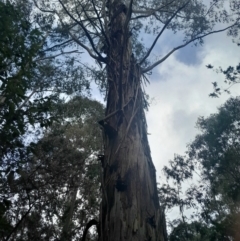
[146,28,240,185]
[176,44,201,65]
[144,29,240,222]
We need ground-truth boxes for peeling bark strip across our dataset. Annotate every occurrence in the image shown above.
[99,1,166,240]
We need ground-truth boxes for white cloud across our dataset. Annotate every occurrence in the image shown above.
[146,31,240,180]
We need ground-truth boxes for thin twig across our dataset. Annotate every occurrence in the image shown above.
[139,0,191,65]
[35,50,83,62]
[58,0,105,62]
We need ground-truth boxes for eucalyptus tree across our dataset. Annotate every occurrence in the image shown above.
[162,97,240,240]
[0,1,91,239]
[2,96,104,241]
[0,0,89,160]
[34,0,240,240]
[169,221,215,241]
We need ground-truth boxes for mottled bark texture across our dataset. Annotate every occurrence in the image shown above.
[99,1,167,241]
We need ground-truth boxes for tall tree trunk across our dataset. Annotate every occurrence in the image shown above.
[99,1,167,240]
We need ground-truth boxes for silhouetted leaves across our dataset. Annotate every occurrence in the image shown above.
[163,97,240,240]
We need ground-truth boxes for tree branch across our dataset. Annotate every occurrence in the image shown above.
[81,219,99,241]
[126,0,134,25]
[43,3,105,64]
[35,50,83,62]
[205,1,219,17]
[139,0,191,65]
[54,11,103,63]
[132,0,177,18]
[58,0,105,63]
[142,23,239,74]
[33,0,55,14]
[102,0,109,39]
[42,39,74,53]
[17,88,37,111]
[5,205,34,241]
[69,31,104,63]
[91,0,110,47]
[76,1,102,35]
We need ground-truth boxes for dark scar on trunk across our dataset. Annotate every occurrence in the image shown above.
[115,176,127,192]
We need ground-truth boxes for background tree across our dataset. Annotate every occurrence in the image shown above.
[1,96,104,241]
[33,0,240,240]
[169,221,216,241]
[0,0,89,160]
[161,96,240,240]
[0,1,99,240]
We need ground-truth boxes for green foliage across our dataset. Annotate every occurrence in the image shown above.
[0,0,47,156]
[0,201,12,240]
[169,221,216,241]
[208,62,240,97]
[1,0,240,240]
[1,96,104,240]
[162,97,240,240]
[0,2,98,240]
[0,0,90,160]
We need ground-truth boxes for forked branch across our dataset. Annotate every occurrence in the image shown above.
[139,0,191,65]
[142,23,239,74]
[58,0,106,63]
[55,11,105,64]
[91,0,110,47]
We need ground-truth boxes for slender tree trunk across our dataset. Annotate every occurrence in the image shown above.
[60,187,77,241]
[99,1,167,240]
